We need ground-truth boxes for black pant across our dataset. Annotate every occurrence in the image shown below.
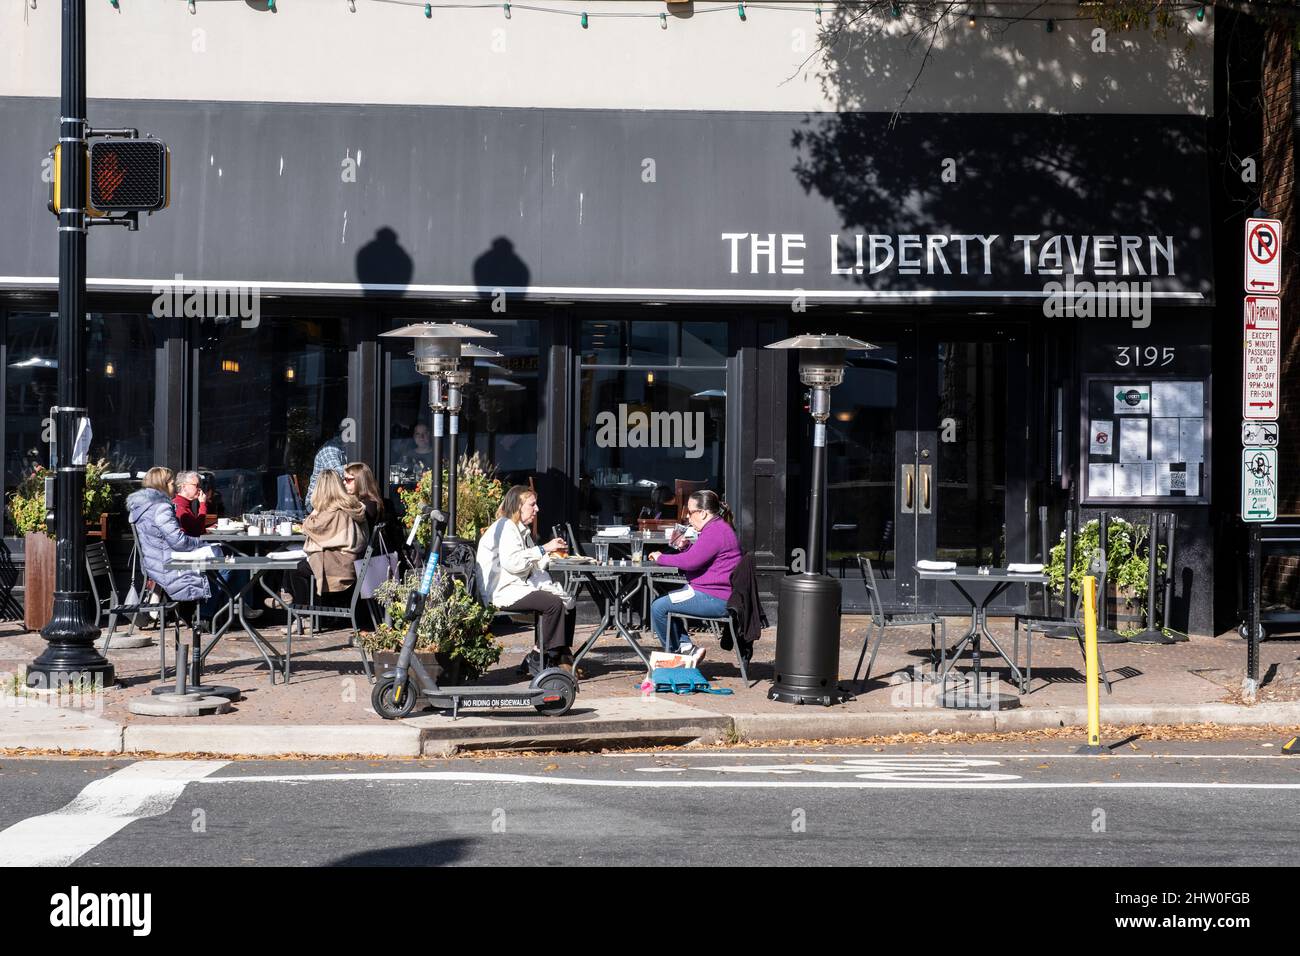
[504,590,575,653]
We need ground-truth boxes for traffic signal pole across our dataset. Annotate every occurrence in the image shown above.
[27,0,114,689]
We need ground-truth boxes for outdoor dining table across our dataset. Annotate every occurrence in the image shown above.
[914,565,1049,697]
[164,552,304,685]
[204,531,306,552]
[547,558,686,670]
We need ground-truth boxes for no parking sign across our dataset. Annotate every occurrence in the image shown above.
[1244,217,1282,294]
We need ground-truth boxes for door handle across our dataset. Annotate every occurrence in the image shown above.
[901,464,914,513]
[919,464,932,514]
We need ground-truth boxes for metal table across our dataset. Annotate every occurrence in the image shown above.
[204,531,305,553]
[164,554,301,684]
[915,566,1047,696]
[548,559,685,670]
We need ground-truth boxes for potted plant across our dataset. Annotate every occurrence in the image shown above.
[7,459,115,632]
[360,566,502,684]
[1046,517,1164,634]
[397,451,505,547]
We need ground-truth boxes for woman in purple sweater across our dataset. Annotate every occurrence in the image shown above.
[648,490,742,654]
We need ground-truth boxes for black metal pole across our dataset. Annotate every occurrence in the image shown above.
[27,0,114,688]
[1162,512,1177,631]
[807,415,826,575]
[429,377,444,550]
[1129,511,1173,643]
[445,378,461,542]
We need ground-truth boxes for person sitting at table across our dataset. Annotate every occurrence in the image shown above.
[128,466,225,621]
[286,469,368,607]
[475,484,575,672]
[647,490,741,656]
[172,470,209,537]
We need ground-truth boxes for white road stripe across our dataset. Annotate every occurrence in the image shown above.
[621,752,1300,761]
[0,760,228,867]
[192,771,1300,791]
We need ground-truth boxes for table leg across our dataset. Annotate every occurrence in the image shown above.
[200,571,288,684]
[938,583,980,685]
[572,574,617,670]
[975,581,1025,691]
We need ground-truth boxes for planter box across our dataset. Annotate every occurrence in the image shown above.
[23,532,55,632]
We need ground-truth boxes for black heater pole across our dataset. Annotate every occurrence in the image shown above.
[444,371,465,543]
[429,376,444,550]
[1162,512,1177,632]
[27,0,114,689]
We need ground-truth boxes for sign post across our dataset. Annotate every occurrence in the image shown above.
[1240,217,1283,697]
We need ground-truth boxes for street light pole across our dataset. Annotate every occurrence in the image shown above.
[28,0,114,688]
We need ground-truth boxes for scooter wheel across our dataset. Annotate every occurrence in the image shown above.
[533,671,576,717]
[372,677,418,720]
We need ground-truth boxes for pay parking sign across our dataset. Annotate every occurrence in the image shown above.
[1241,447,1277,523]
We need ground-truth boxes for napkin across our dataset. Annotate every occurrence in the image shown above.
[1007,563,1045,573]
[595,526,630,537]
[268,549,307,560]
[916,559,957,571]
[170,546,217,561]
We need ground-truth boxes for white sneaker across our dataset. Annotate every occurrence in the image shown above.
[679,644,706,667]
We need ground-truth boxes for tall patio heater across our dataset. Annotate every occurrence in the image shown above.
[765,333,876,705]
[379,323,498,550]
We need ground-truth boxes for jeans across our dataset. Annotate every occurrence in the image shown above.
[651,589,729,651]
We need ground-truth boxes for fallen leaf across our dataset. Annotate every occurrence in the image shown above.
[542,763,559,772]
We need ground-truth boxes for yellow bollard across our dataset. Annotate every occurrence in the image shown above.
[1080,575,1104,754]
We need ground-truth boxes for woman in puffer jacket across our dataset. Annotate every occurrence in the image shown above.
[127,466,215,613]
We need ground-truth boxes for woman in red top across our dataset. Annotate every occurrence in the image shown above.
[172,470,208,537]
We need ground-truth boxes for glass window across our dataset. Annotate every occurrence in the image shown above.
[577,320,728,535]
[196,316,348,517]
[5,312,159,533]
[386,320,539,499]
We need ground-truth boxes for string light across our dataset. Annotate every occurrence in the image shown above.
[1196,4,1205,20]
[266,0,276,11]
[1045,17,1053,32]
[737,2,746,21]
[660,11,666,28]
[424,2,431,16]
[348,0,356,11]
[188,0,196,13]
[109,0,119,9]
[815,5,822,25]
[968,13,976,27]
[890,3,900,17]
[580,11,587,28]
[503,2,510,17]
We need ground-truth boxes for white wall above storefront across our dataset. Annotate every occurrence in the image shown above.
[2,1,1212,115]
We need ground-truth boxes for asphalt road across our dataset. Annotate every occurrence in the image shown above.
[1,740,1298,867]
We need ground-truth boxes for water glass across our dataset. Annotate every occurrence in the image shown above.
[595,541,610,565]
[630,532,644,565]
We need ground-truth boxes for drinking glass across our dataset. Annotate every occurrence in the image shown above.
[595,541,610,565]
[630,532,644,565]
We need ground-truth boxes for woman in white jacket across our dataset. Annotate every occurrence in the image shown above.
[476,485,577,670]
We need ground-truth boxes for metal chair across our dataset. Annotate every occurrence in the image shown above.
[664,554,764,688]
[852,555,946,688]
[85,541,122,634]
[287,523,393,682]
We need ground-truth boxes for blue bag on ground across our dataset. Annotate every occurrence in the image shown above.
[650,666,733,695]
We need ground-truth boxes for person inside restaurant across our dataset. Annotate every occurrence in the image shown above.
[475,484,576,672]
[647,490,741,655]
[286,469,368,607]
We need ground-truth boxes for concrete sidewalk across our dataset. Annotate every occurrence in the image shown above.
[2,616,1298,757]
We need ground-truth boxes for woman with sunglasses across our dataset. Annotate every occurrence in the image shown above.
[647,490,741,656]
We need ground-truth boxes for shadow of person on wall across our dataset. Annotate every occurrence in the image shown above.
[356,227,414,298]
[472,236,530,302]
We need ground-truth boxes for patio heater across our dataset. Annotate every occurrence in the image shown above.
[765,333,876,706]
[379,323,498,551]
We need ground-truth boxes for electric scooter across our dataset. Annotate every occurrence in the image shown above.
[370,511,577,719]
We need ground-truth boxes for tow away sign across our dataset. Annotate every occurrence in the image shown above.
[1242,421,1279,446]
[1242,447,1277,522]
[1243,295,1280,421]
[1245,217,1282,294]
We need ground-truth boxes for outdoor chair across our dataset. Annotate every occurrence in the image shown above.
[286,522,394,682]
[852,555,946,688]
[85,540,122,634]
[664,553,765,688]
[101,524,181,674]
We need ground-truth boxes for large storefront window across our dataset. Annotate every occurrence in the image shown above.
[197,317,348,516]
[5,312,158,533]
[386,320,539,496]
[578,320,727,535]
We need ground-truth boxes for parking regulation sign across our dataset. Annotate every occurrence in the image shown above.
[1241,421,1279,446]
[1243,295,1280,420]
[1244,217,1282,294]
[1241,447,1277,522]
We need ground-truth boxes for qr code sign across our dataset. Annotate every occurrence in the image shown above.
[1170,471,1187,491]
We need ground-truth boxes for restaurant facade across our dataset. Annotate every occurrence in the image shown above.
[1,2,1243,636]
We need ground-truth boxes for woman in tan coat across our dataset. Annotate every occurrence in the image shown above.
[288,469,367,604]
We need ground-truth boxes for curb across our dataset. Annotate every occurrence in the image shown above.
[2,702,1299,757]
